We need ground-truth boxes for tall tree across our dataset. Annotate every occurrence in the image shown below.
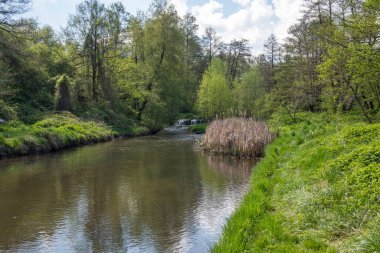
[66,0,127,102]
[225,39,251,87]
[196,58,233,119]
[181,13,203,111]
[135,0,185,123]
[202,27,221,66]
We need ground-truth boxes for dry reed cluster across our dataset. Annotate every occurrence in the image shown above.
[199,118,274,158]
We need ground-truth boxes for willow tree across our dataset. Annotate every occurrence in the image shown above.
[134,0,186,123]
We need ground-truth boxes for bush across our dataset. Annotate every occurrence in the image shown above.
[190,123,207,134]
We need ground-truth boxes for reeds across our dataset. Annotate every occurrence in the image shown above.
[198,118,274,158]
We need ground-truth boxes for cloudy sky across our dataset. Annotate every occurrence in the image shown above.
[24,0,304,53]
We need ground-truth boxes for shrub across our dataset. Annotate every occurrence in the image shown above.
[190,123,207,134]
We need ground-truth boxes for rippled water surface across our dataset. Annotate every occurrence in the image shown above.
[0,128,254,252]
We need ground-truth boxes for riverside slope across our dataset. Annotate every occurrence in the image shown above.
[213,113,380,252]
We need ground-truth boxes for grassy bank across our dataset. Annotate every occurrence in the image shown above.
[213,113,380,252]
[0,113,117,157]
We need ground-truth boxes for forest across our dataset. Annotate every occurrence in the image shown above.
[1,0,378,131]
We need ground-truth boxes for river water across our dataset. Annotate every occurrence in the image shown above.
[0,128,254,253]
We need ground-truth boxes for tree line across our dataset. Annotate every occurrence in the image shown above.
[196,0,380,123]
[0,0,379,131]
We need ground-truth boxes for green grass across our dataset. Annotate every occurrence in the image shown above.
[190,123,208,134]
[0,112,115,157]
[212,112,380,252]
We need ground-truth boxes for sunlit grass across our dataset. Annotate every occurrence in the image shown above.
[0,112,114,157]
[213,113,380,252]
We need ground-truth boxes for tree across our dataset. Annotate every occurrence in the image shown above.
[66,0,127,102]
[233,67,265,118]
[317,0,380,122]
[134,0,185,122]
[225,39,251,87]
[196,58,233,119]
[202,27,221,66]
[181,13,203,111]
[0,0,30,33]
[257,34,282,92]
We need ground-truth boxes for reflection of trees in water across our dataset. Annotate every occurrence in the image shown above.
[0,144,131,252]
[0,138,202,252]
[0,154,88,251]
[109,141,202,253]
[0,138,254,252]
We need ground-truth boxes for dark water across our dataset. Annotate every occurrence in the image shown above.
[0,128,254,253]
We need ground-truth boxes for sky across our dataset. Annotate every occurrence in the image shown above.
[24,0,304,54]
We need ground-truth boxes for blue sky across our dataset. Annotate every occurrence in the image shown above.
[24,0,304,53]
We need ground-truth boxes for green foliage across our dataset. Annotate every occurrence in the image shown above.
[0,99,17,120]
[213,113,380,252]
[233,67,266,117]
[141,93,167,132]
[196,58,234,119]
[55,75,73,112]
[190,123,207,134]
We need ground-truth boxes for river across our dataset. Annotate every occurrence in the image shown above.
[0,128,254,253]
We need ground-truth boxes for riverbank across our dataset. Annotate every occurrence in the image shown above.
[0,113,149,158]
[213,113,380,252]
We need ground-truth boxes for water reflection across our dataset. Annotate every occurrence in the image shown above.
[0,130,253,253]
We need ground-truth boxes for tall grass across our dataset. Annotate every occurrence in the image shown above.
[199,118,274,158]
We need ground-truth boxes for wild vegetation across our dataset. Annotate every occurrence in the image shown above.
[194,0,380,123]
[213,113,380,252]
[0,113,114,157]
[198,118,274,158]
[0,0,380,250]
[1,0,379,129]
[190,123,207,134]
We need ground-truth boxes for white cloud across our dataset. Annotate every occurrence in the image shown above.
[170,0,189,17]
[189,0,303,54]
[232,0,251,7]
[273,0,304,40]
[192,0,225,30]
[249,0,273,22]
[26,0,303,54]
